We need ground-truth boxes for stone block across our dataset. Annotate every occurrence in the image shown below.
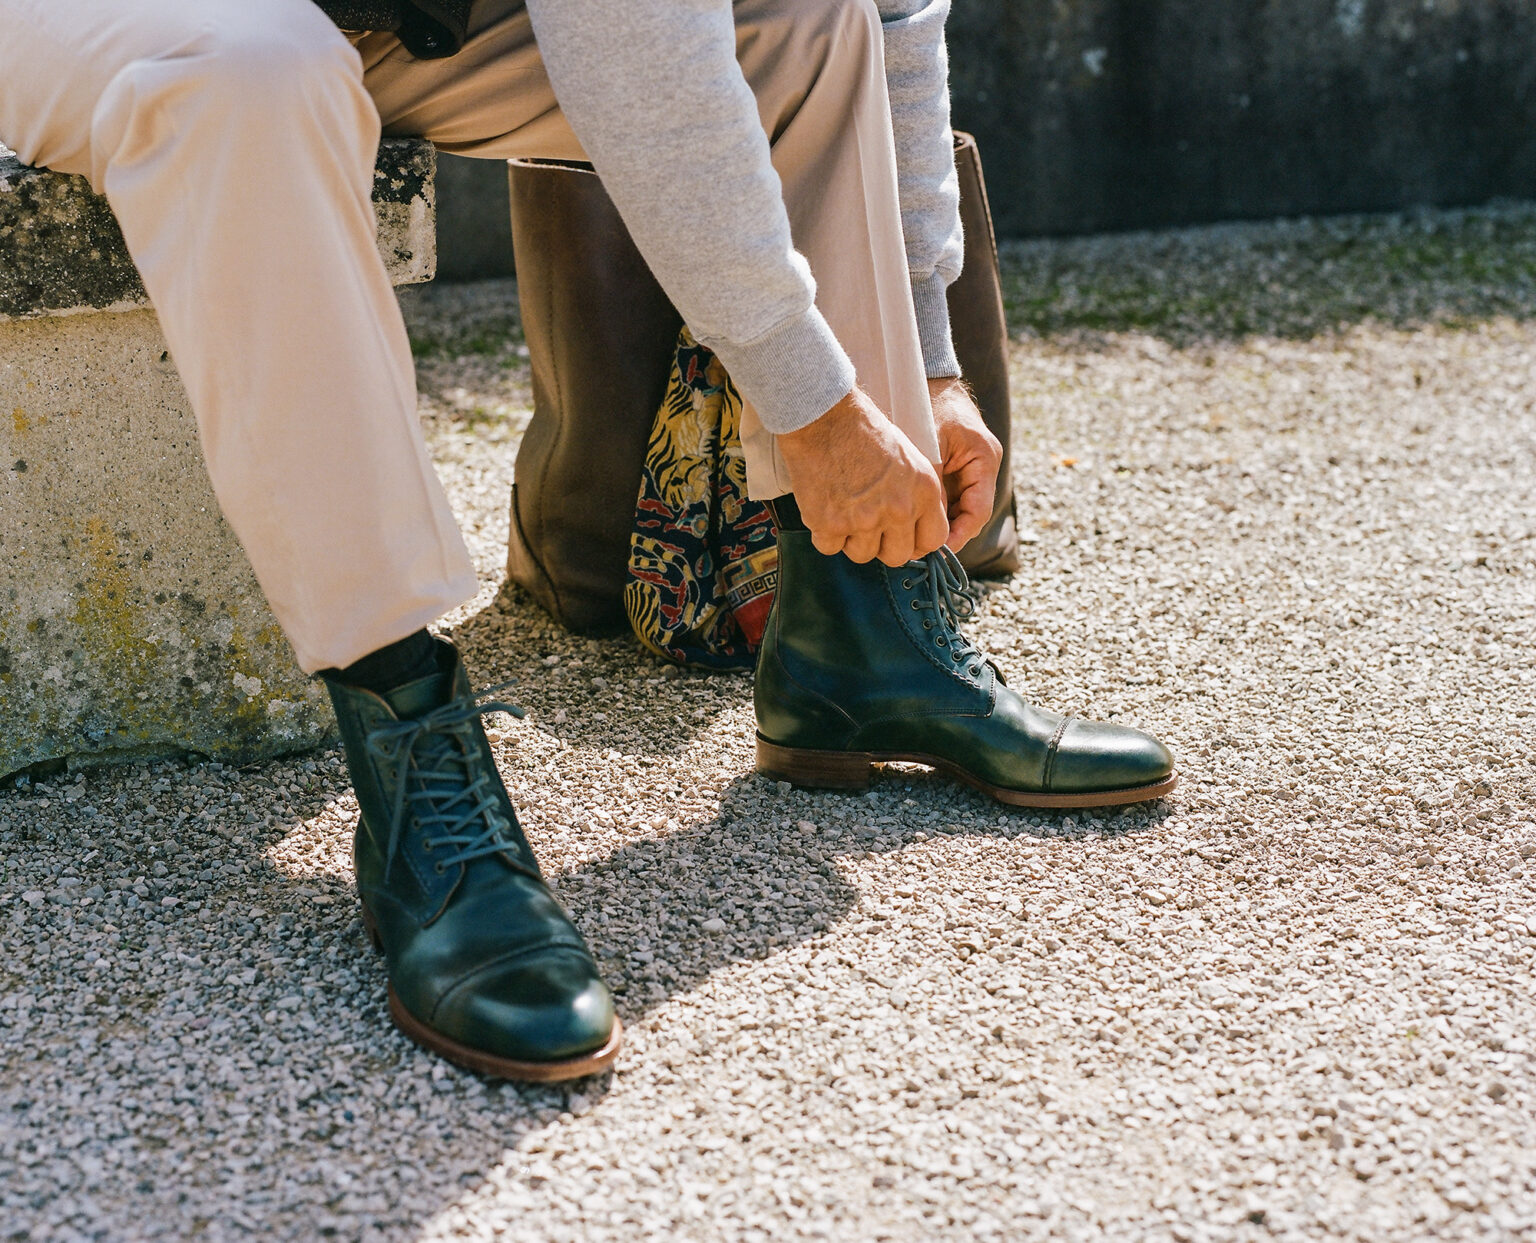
[0,139,436,779]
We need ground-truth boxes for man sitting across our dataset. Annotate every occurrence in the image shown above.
[0,0,1174,1080]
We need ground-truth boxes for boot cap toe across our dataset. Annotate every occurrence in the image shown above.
[428,947,618,1065]
[1050,720,1175,794]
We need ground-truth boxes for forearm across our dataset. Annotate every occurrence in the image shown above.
[524,0,855,434]
[878,0,964,378]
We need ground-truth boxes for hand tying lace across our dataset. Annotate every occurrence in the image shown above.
[901,547,991,680]
[363,684,537,882]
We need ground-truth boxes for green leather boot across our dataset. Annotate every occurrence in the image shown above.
[755,532,1177,807]
[324,638,619,1081]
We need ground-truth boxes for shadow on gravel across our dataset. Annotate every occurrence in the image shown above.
[552,773,1175,1023]
[446,582,737,761]
[0,587,1175,1240]
[2,758,1169,1236]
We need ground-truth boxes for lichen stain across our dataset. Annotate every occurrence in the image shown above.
[12,406,29,435]
[70,517,158,684]
[37,516,328,763]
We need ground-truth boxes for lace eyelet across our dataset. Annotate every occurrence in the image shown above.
[923,620,933,630]
[910,600,921,610]
[901,578,913,590]
[434,862,446,875]
[421,840,434,852]
[936,636,948,647]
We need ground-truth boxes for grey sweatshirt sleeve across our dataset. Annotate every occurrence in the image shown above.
[878,0,965,378]
[524,0,854,435]
[523,0,965,430]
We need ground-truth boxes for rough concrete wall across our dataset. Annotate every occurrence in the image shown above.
[948,0,1536,236]
[0,312,332,777]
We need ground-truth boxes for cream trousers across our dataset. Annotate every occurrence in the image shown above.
[0,0,938,672]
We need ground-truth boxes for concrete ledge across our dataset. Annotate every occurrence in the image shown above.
[0,138,435,316]
[0,139,436,779]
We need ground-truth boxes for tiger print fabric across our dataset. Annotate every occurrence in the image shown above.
[625,330,779,670]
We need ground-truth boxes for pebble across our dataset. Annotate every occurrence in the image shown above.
[2,206,1534,1242]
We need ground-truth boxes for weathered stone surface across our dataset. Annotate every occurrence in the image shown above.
[948,0,1536,236]
[0,138,436,316]
[370,139,438,286]
[0,140,436,778]
[0,312,330,776]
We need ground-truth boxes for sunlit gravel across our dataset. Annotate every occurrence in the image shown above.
[2,205,1533,1241]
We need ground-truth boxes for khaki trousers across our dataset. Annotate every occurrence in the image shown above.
[0,0,938,672]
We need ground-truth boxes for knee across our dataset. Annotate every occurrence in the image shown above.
[823,0,882,57]
[90,5,372,188]
[188,13,363,111]
[838,0,884,40]
[98,1,366,127]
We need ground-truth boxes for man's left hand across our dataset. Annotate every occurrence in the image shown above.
[928,377,1002,552]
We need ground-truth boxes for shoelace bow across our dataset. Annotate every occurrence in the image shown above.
[903,547,991,679]
[364,683,537,883]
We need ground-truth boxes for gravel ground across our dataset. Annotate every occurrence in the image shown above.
[3,205,1534,1242]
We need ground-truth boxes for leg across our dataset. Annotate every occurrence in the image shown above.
[1,0,618,1079]
[717,2,1175,804]
[0,0,476,674]
[350,0,1177,804]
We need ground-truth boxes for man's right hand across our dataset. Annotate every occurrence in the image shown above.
[776,387,949,566]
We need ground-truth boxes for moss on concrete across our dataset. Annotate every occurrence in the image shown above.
[0,311,335,781]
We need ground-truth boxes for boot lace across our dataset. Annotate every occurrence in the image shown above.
[363,684,537,882]
[900,547,991,680]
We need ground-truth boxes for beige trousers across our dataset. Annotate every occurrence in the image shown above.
[0,0,937,672]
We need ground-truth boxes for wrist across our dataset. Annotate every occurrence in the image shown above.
[779,386,862,449]
[928,375,975,418]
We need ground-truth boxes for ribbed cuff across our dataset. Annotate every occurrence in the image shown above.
[912,271,961,379]
[695,305,858,435]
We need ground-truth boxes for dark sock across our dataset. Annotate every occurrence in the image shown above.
[769,493,807,532]
[326,629,439,695]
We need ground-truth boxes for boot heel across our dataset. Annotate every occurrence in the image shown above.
[756,735,874,790]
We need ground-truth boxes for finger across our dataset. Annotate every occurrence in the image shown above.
[875,526,916,568]
[810,526,847,557]
[842,529,882,564]
[913,494,950,559]
[946,479,993,550]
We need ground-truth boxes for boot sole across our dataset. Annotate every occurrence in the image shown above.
[756,735,1177,808]
[362,908,623,1082]
[387,987,623,1083]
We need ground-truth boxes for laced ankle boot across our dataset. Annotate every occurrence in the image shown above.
[324,637,619,1080]
[754,530,1177,807]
